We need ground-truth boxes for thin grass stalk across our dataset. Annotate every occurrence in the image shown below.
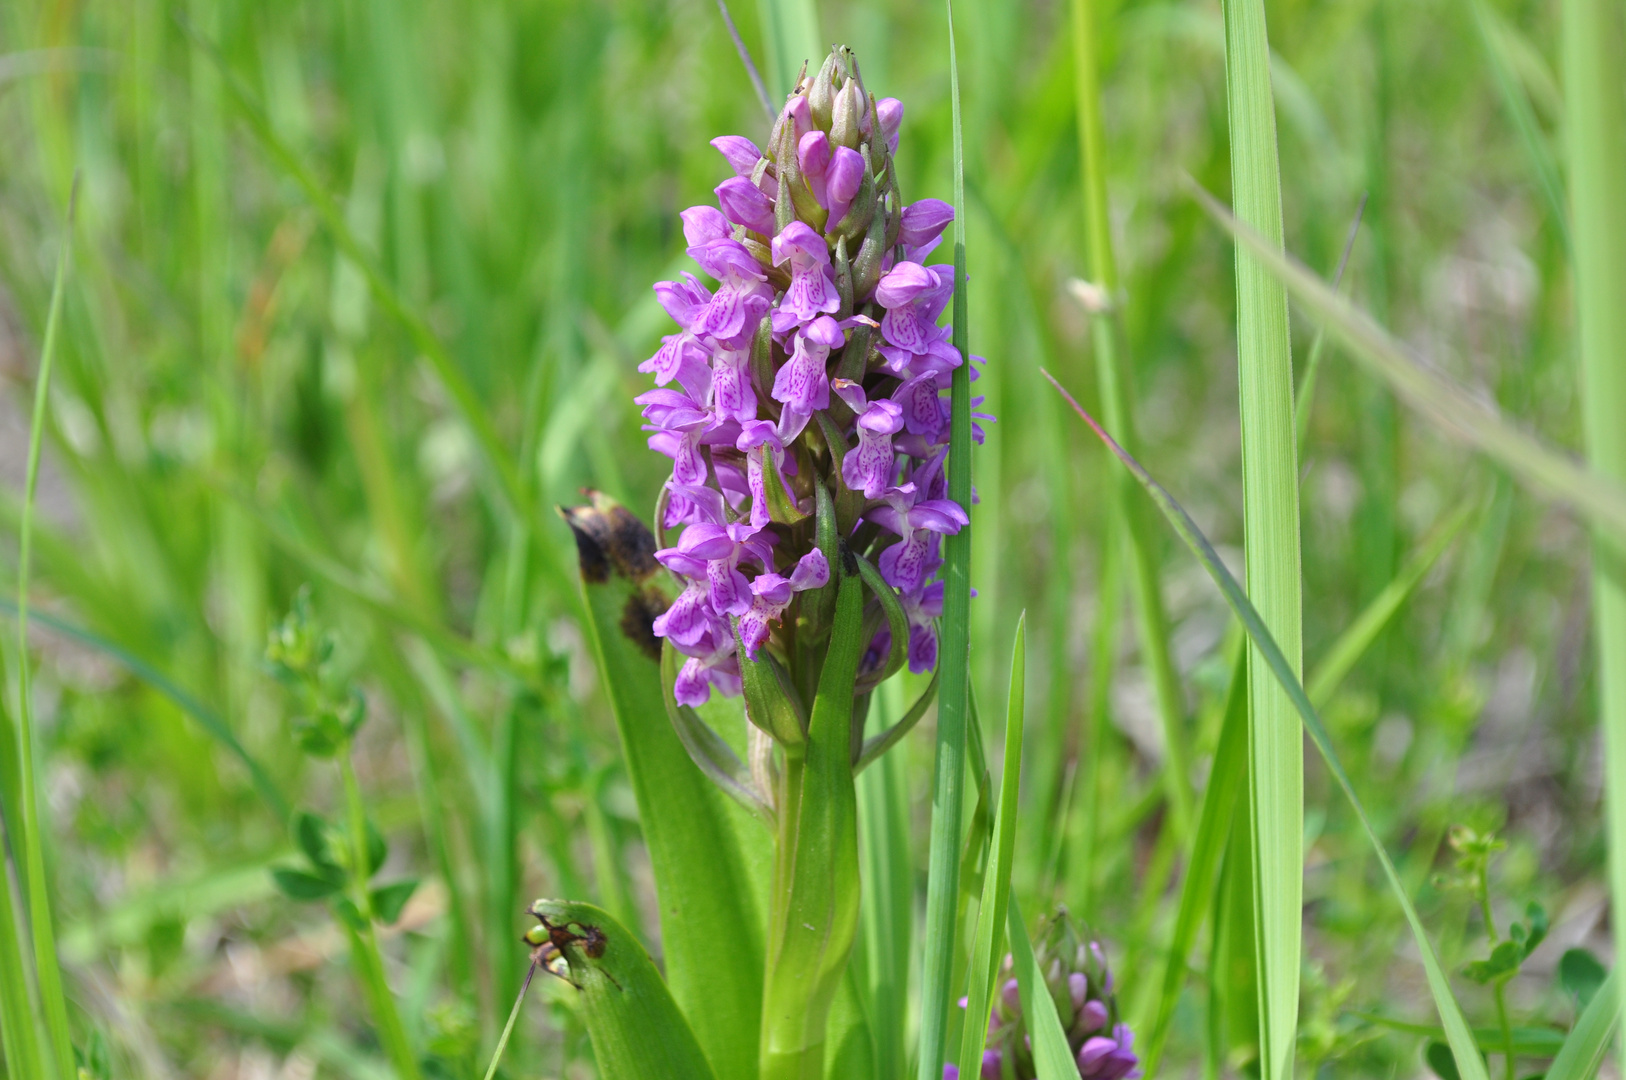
[0,642,49,1080]
[917,5,975,1076]
[1218,2,1302,1077]
[1563,3,1626,1077]
[14,178,80,1080]
[1069,0,1193,838]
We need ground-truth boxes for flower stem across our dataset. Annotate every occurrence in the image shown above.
[481,958,541,1080]
[340,751,423,1080]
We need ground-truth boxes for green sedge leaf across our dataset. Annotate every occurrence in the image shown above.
[1046,372,1491,1080]
[371,880,418,925]
[957,615,1026,1080]
[271,867,344,902]
[559,492,768,1080]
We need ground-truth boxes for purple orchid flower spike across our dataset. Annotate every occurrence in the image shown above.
[832,378,904,498]
[738,549,830,658]
[867,482,969,592]
[893,369,947,441]
[875,261,962,375]
[716,176,776,235]
[688,237,775,346]
[772,314,844,441]
[772,221,840,332]
[1077,1024,1141,1080]
[899,198,955,261]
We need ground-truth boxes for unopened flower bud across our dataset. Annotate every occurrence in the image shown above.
[808,52,839,130]
[831,79,865,149]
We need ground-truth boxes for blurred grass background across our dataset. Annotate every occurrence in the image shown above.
[0,0,1608,1076]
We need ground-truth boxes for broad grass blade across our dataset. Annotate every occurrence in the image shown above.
[1187,182,1626,541]
[560,493,767,1080]
[1046,373,1492,1080]
[957,615,1027,1080]
[918,3,976,1076]
[1547,972,1618,1080]
[527,900,720,1080]
[1217,1,1302,1074]
[1563,7,1626,1080]
[1006,899,1077,1080]
[756,0,820,97]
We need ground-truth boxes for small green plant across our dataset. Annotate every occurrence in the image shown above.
[266,587,423,1080]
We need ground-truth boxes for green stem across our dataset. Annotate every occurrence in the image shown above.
[15,179,80,1080]
[340,752,423,1080]
[1492,982,1515,1080]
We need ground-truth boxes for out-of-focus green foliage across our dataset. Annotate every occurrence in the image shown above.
[0,0,1614,1075]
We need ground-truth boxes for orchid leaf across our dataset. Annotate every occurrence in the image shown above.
[855,673,939,773]
[526,900,718,1080]
[662,642,778,825]
[1046,375,1491,1080]
[559,492,767,1080]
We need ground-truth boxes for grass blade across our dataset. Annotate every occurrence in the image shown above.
[857,679,914,1080]
[0,646,48,1080]
[1547,972,1618,1080]
[1006,899,1077,1080]
[1217,1,1302,1074]
[14,177,81,1080]
[1187,181,1626,541]
[559,493,767,1080]
[755,0,820,97]
[1563,7,1626,1080]
[1046,373,1492,1080]
[918,3,975,1076]
[957,615,1026,1080]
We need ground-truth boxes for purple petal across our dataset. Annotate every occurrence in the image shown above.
[711,135,763,178]
[876,97,903,152]
[681,205,731,247]
[1078,998,1109,1034]
[875,261,936,309]
[900,199,954,247]
[716,176,776,235]
[825,146,865,225]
